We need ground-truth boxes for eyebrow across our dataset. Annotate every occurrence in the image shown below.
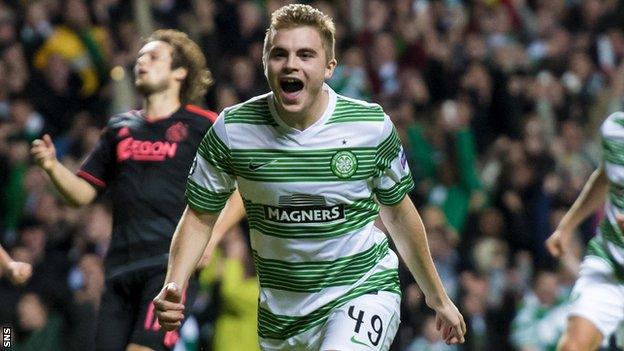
[270,47,318,55]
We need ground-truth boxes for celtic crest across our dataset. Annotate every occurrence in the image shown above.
[330,150,358,179]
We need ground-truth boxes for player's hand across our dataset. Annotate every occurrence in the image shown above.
[430,298,466,345]
[546,228,571,258]
[6,261,32,285]
[153,282,185,331]
[31,134,58,172]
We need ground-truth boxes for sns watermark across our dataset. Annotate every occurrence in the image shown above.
[2,326,11,349]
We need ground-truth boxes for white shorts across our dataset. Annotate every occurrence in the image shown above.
[568,256,624,339]
[259,291,401,351]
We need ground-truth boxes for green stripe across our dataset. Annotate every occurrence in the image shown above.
[244,198,379,239]
[599,219,624,248]
[197,128,234,174]
[375,128,402,173]
[225,129,406,182]
[613,117,624,129]
[375,175,415,205]
[254,240,390,292]
[258,269,400,340]
[185,179,232,212]
[609,184,624,210]
[327,98,385,124]
[602,137,624,166]
[586,238,624,282]
[231,148,377,182]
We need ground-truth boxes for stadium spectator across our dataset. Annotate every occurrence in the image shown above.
[15,292,64,351]
[511,269,569,351]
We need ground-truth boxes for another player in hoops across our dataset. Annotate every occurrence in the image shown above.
[547,112,624,351]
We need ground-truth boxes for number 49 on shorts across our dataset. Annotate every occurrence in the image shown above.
[319,291,401,351]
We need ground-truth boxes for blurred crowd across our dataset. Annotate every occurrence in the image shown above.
[1,0,624,350]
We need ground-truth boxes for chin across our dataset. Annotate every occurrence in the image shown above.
[279,101,305,115]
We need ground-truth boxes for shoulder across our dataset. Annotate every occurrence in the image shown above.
[327,94,385,124]
[184,105,218,123]
[222,93,276,125]
[601,111,624,140]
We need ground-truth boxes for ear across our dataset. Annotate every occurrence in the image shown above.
[173,67,188,81]
[324,58,337,80]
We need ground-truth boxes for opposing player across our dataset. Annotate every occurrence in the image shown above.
[546,112,624,351]
[154,5,465,350]
[31,29,242,351]
[0,244,32,285]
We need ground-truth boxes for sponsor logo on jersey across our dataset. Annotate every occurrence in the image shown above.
[264,204,345,223]
[117,137,178,162]
[263,194,345,223]
[331,150,358,179]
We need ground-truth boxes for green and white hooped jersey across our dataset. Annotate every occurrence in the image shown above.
[592,112,624,281]
[186,85,414,342]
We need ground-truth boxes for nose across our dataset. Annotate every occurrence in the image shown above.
[284,53,298,72]
[136,54,149,67]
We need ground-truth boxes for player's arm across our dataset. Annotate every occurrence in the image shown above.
[0,245,32,285]
[31,134,97,206]
[197,189,246,269]
[546,164,608,257]
[379,196,466,345]
[154,205,219,330]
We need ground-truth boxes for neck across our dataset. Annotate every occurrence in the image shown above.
[142,90,181,120]
[276,88,329,131]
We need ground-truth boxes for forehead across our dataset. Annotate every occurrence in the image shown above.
[270,26,324,51]
[138,40,173,56]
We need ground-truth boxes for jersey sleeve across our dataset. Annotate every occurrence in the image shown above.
[185,113,237,213]
[77,126,115,190]
[372,115,415,205]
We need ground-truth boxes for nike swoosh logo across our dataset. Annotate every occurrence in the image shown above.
[350,335,372,349]
[248,160,276,171]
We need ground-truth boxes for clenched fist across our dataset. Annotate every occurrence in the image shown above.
[153,282,185,331]
[31,134,57,172]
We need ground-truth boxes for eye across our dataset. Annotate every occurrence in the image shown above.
[271,51,286,58]
[299,50,315,60]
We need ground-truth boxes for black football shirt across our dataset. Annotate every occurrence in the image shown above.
[78,105,216,277]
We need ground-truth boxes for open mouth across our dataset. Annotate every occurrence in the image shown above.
[280,77,304,96]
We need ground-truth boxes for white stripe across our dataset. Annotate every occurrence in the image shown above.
[190,154,235,193]
[605,162,624,185]
[226,120,386,150]
[250,223,385,262]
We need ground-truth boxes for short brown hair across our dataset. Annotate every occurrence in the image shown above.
[263,4,336,62]
[145,29,213,104]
